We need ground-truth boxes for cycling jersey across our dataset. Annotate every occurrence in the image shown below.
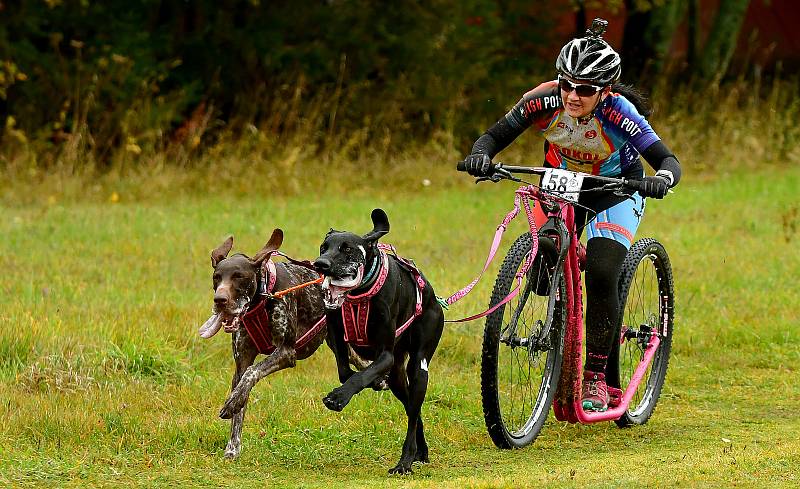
[504,80,660,179]
[469,80,679,249]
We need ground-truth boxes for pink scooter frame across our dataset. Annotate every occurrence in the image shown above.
[444,178,666,427]
[544,197,662,424]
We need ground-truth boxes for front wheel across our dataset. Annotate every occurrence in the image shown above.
[607,238,674,427]
[481,233,566,449]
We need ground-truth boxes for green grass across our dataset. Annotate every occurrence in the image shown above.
[1,162,799,488]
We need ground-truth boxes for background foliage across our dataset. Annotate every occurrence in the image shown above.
[1,0,780,171]
[0,0,565,165]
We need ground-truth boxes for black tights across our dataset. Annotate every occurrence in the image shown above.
[583,237,628,374]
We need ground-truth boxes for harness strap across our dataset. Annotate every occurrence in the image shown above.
[443,186,545,323]
[345,250,390,303]
[341,246,426,346]
[274,251,317,272]
[242,303,326,355]
[342,250,390,345]
[242,258,327,355]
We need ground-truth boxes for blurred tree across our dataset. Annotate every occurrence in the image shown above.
[0,0,757,165]
[621,0,686,82]
[695,0,750,82]
[0,0,558,161]
[618,0,752,84]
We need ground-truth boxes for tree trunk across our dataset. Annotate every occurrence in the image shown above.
[622,0,686,83]
[697,0,751,83]
[574,2,586,38]
[621,0,654,82]
[686,0,699,71]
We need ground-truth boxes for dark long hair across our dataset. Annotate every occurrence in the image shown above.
[611,82,652,117]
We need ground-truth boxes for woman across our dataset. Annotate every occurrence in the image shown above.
[462,19,682,411]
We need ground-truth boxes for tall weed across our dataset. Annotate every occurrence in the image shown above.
[1,76,798,207]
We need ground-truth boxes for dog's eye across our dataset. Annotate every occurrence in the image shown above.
[341,244,351,253]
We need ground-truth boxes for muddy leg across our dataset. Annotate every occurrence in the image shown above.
[224,331,258,459]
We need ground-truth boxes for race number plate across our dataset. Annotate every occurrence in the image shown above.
[540,168,585,202]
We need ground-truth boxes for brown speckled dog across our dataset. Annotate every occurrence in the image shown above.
[199,229,370,459]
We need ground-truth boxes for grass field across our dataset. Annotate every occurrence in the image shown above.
[1,159,799,488]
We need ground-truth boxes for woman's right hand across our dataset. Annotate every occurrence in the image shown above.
[638,175,670,199]
[463,153,493,177]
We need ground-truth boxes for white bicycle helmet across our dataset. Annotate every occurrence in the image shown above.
[556,18,621,86]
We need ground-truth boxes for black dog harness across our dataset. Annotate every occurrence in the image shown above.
[241,260,326,354]
[341,245,425,347]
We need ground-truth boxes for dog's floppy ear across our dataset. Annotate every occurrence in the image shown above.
[362,208,390,242]
[211,236,234,268]
[252,228,284,267]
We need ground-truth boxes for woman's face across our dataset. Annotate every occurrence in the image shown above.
[559,75,609,118]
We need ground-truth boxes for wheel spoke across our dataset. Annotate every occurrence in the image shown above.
[482,233,565,448]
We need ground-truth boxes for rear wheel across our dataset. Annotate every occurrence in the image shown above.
[607,238,674,427]
[481,233,565,448]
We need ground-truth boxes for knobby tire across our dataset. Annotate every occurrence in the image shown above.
[481,233,566,449]
[608,238,674,427]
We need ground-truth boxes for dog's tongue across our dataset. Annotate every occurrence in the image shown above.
[322,276,344,309]
[329,265,364,288]
[198,313,223,338]
[322,265,365,309]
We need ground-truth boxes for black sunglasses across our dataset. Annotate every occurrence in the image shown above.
[558,76,604,97]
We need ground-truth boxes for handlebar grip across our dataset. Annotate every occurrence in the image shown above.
[625,178,646,192]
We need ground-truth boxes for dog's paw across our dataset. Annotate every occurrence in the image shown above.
[223,444,241,460]
[322,387,351,412]
[414,450,430,464]
[219,389,249,419]
[388,462,414,475]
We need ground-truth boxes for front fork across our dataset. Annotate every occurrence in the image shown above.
[500,218,570,353]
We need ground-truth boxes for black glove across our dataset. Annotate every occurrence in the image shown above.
[464,153,493,177]
[639,175,670,199]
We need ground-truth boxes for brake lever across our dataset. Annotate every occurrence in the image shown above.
[475,169,513,184]
[599,182,633,201]
[494,167,520,181]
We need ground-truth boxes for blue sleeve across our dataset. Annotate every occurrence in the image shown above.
[600,94,660,152]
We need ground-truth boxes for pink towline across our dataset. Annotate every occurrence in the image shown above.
[444,186,542,323]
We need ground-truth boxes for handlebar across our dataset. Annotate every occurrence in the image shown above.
[456,160,649,193]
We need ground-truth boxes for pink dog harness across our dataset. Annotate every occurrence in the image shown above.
[240,260,326,354]
[341,245,425,347]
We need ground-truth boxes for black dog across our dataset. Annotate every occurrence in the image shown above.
[199,229,371,459]
[313,209,445,474]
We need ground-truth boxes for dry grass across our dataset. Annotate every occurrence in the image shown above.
[2,77,797,207]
